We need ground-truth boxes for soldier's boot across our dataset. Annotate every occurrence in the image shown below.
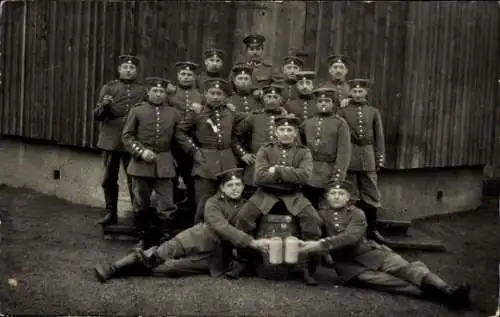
[97,187,119,226]
[359,203,385,243]
[133,210,154,250]
[297,255,319,286]
[225,248,252,280]
[420,272,471,309]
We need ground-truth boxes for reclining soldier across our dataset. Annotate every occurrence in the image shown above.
[230,114,323,285]
[94,168,269,282]
[298,179,471,309]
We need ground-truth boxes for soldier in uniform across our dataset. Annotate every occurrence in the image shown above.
[121,77,182,249]
[197,48,226,93]
[318,55,351,109]
[298,179,471,309]
[175,78,245,224]
[281,55,304,103]
[337,79,385,242]
[301,87,351,209]
[285,71,317,121]
[94,167,270,282]
[232,84,287,198]
[233,115,323,285]
[227,65,261,114]
[93,55,146,227]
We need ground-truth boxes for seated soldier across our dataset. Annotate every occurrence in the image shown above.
[232,114,323,285]
[298,179,471,309]
[94,168,269,283]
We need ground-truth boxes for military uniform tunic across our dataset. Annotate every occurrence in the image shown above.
[246,59,274,84]
[316,205,431,295]
[232,108,283,185]
[168,86,203,117]
[286,95,316,121]
[227,92,261,114]
[282,80,299,103]
[319,80,350,107]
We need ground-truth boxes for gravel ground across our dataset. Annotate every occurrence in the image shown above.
[0,184,497,317]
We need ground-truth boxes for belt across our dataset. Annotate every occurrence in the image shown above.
[312,152,336,163]
[351,138,373,146]
[199,143,230,150]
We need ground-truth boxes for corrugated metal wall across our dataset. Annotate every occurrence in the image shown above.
[0,0,498,170]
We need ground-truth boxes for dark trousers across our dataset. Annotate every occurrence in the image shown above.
[172,144,195,208]
[193,177,219,223]
[303,186,326,210]
[101,151,134,212]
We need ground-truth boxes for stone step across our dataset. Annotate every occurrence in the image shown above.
[377,219,412,236]
[380,227,446,252]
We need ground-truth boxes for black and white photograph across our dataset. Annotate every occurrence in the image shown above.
[0,0,499,316]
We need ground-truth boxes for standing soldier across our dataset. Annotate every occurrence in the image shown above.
[281,55,304,103]
[227,65,261,114]
[285,71,316,121]
[93,55,145,227]
[243,33,274,81]
[319,55,351,109]
[122,77,182,249]
[337,79,385,242]
[301,87,351,209]
[175,78,244,224]
[232,84,287,197]
[168,61,203,212]
[197,48,226,93]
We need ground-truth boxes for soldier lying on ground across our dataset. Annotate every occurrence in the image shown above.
[94,168,270,283]
[298,179,471,309]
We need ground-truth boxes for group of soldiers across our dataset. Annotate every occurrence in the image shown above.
[92,33,471,309]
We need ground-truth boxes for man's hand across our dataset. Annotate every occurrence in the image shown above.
[191,102,203,113]
[167,83,177,94]
[252,89,263,99]
[102,95,113,105]
[298,240,323,254]
[226,103,236,112]
[141,149,157,163]
[279,107,288,115]
[340,98,350,108]
[194,150,204,162]
[241,153,256,165]
[268,166,276,174]
[250,238,270,253]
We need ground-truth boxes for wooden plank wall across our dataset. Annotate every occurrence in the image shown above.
[0,0,498,170]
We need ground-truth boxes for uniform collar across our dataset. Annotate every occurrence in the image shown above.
[299,93,314,100]
[119,78,136,84]
[247,59,262,67]
[264,107,283,114]
[331,78,346,85]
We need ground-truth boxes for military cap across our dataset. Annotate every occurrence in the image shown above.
[216,168,244,185]
[243,33,265,47]
[283,56,304,67]
[231,65,254,76]
[347,78,371,89]
[175,61,199,72]
[203,48,225,60]
[118,54,140,66]
[326,179,355,194]
[327,54,351,65]
[262,84,284,96]
[204,77,231,94]
[274,114,301,128]
[270,74,285,84]
[296,71,316,81]
[312,87,336,99]
[145,77,171,89]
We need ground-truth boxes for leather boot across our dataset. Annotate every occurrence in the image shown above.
[298,255,318,286]
[225,248,253,279]
[94,251,143,283]
[420,272,471,309]
[98,186,118,226]
[362,205,385,244]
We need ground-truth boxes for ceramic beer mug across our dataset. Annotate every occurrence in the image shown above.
[284,236,301,264]
[268,237,284,264]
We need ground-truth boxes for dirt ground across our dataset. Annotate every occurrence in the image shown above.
[0,184,498,317]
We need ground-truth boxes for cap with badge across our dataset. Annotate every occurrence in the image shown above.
[274,114,301,128]
[203,48,225,60]
[118,55,140,66]
[327,54,351,66]
[231,65,254,76]
[216,168,244,185]
[296,71,316,82]
[175,61,199,72]
[326,179,354,194]
[262,84,285,96]
[283,56,304,68]
[312,87,336,99]
[204,78,231,95]
[145,77,171,89]
[243,33,266,47]
[347,78,371,89]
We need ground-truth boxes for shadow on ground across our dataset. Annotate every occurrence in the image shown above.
[0,185,497,316]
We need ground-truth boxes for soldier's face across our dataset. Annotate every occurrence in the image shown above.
[117,63,138,80]
[296,79,314,95]
[328,62,348,80]
[204,56,223,72]
[275,125,297,145]
[220,178,244,199]
[315,97,334,113]
[177,69,195,86]
[147,86,167,104]
[205,87,226,106]
[326,188,350,209]
[233,73,252,91]
[263,93,282,107]
[282,63,301,80]
[246,45,263,59]
[350,87,368,102]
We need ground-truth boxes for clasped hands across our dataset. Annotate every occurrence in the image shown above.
[249,238,325,254]
[141,149,157,163]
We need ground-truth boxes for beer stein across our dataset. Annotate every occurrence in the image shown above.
[268,237,283,264]
[284,236,300,264]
